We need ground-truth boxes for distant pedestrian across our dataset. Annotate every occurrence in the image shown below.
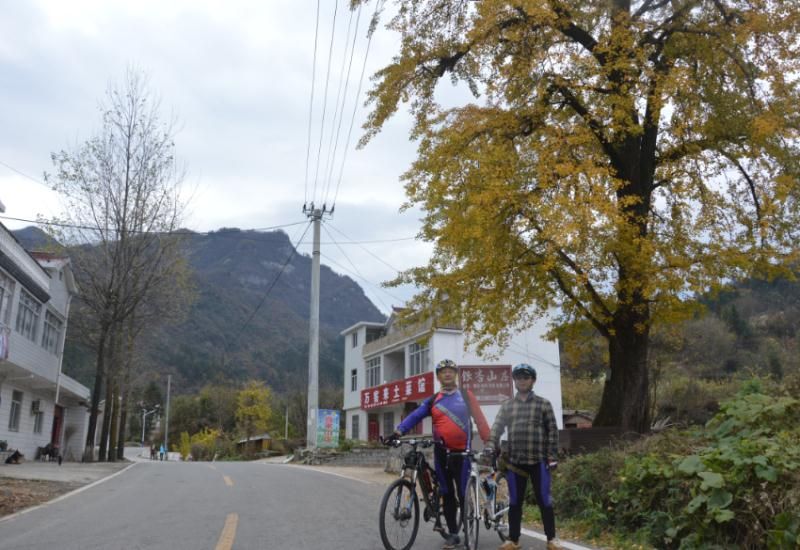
[159,443,165,461]
[150,444,157,460]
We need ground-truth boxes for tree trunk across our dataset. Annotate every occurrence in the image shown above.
[594,305,652,432]
[108,383,120,462]
[99,329,118,461]
[116,387,129,460]
[84,328,108,462]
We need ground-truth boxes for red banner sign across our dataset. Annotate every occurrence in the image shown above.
[361,371,434,410]
[458,365,513,405]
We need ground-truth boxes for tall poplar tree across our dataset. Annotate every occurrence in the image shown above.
[357,0,800,431]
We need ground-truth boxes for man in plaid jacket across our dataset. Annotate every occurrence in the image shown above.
[485,363,562,550]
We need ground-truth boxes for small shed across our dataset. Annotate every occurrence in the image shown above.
[562,409,594,429]
[236,433,272,454]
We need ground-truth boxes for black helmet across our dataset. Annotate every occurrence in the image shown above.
[435,359,457,373]
[512,363,537,379]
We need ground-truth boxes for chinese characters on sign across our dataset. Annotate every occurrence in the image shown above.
[361,371,434,410]
[458,365,513,405]
[316,409,340,448]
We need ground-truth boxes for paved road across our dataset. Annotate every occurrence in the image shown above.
[0,460,550,550]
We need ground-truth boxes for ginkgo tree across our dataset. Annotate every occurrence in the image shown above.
[356,0,800,431]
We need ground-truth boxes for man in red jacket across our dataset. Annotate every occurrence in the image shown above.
[394,359,490,549]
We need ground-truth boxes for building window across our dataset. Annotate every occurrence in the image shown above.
[351,332,358,348]
[351,369,358,392]
[351,414,360,440]
[15,289,41,341]
[42,310,64,355]
[33,408,44,434]
[409,341,430,376]
[9,390,23,432]
[366,328,383,343]
[0,270,14,325]
[383,411,394,437]
[366,357,381,388]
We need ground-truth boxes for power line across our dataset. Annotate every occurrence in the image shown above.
[325,221,403,273]
[322,2,363,206]
[311,0,340,206]
[331,0,384,209]
[0,214,308,238]
[226,221,312,354]
[304,0,322,207]
[321,223,391,312]
[320,251,406,307]
[297,235,416,245]
[0,159,52,190]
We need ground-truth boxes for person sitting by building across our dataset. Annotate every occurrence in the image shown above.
[391,358,491,550]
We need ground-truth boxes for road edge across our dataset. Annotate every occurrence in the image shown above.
[0,462,138,524]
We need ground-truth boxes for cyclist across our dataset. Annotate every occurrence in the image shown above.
[485,363,562,550]
[392,358,490,549]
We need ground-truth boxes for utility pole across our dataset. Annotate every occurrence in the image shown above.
[164,374,171,458]
[302,203,327,449]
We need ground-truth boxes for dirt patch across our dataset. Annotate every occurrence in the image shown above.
[0,478,82,517]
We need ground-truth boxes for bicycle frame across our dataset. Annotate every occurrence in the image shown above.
[392,438,445,531]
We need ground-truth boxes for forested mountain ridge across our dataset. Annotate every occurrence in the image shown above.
[14,226,385,393]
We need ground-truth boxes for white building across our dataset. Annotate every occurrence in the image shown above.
[342,308,562,443]
[0,222,90,461]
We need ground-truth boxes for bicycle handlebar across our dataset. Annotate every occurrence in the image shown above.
[379,435,435,449]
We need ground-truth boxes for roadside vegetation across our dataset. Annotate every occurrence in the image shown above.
[533,376,800,549]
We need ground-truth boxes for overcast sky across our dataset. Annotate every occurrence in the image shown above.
[0,0,437,315]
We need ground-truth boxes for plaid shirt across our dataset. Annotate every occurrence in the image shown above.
[489,391,559,465]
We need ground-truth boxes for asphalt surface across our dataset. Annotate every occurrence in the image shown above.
[0,458,555,550]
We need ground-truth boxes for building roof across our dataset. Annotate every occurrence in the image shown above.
[236,433,271,444]
[339,320,385,336]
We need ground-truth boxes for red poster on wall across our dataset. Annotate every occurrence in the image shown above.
[458,365,513,405]
[361,371,434,410]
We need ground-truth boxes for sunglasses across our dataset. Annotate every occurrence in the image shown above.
[513,373,534,380]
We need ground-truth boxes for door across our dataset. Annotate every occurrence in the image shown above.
[51,405,64,446]
[368,414,379,441]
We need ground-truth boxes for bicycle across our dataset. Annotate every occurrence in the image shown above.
[378,437,448,550]
[449,450,511,550]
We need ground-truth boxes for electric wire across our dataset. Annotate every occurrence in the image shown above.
[321,223,391,312]
[0,214,308,238]
[319,251,406,309]
[325,221,403,273]
[0,159,52,190]
[311,0,340,206]
[303,0,322,207]
[321,2,363,207]
[226,220,313,355]
[330,0,384,210]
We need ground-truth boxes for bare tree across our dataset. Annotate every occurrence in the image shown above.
[46,68,191,461]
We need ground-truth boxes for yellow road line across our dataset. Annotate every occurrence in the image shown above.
[215,513,238,550]
[223,475,234,487]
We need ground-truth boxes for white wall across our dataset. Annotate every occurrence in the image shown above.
[0,382,56,458]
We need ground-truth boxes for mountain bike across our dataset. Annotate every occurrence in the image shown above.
[449,450,511,549]
[379,437,447,550]
[479,454,511,542]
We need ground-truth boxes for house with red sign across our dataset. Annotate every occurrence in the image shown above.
[341,308,562,443]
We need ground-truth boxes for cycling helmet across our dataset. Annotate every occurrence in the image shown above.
[512,363,537,379]
[435,358,457,372]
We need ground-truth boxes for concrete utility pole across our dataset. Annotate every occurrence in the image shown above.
[164,374,171,457]
[303,203,327,449]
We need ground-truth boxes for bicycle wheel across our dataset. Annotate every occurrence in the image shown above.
[379,478,420,550]
[494,473,511,541]
[462,477,480,550]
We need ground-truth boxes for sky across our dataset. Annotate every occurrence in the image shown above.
[0,0,436,315]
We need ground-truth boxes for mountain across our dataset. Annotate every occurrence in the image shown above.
[9,226,60,250]
[13,226,385,393]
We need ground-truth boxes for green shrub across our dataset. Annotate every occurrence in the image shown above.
[553,384,800,549]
